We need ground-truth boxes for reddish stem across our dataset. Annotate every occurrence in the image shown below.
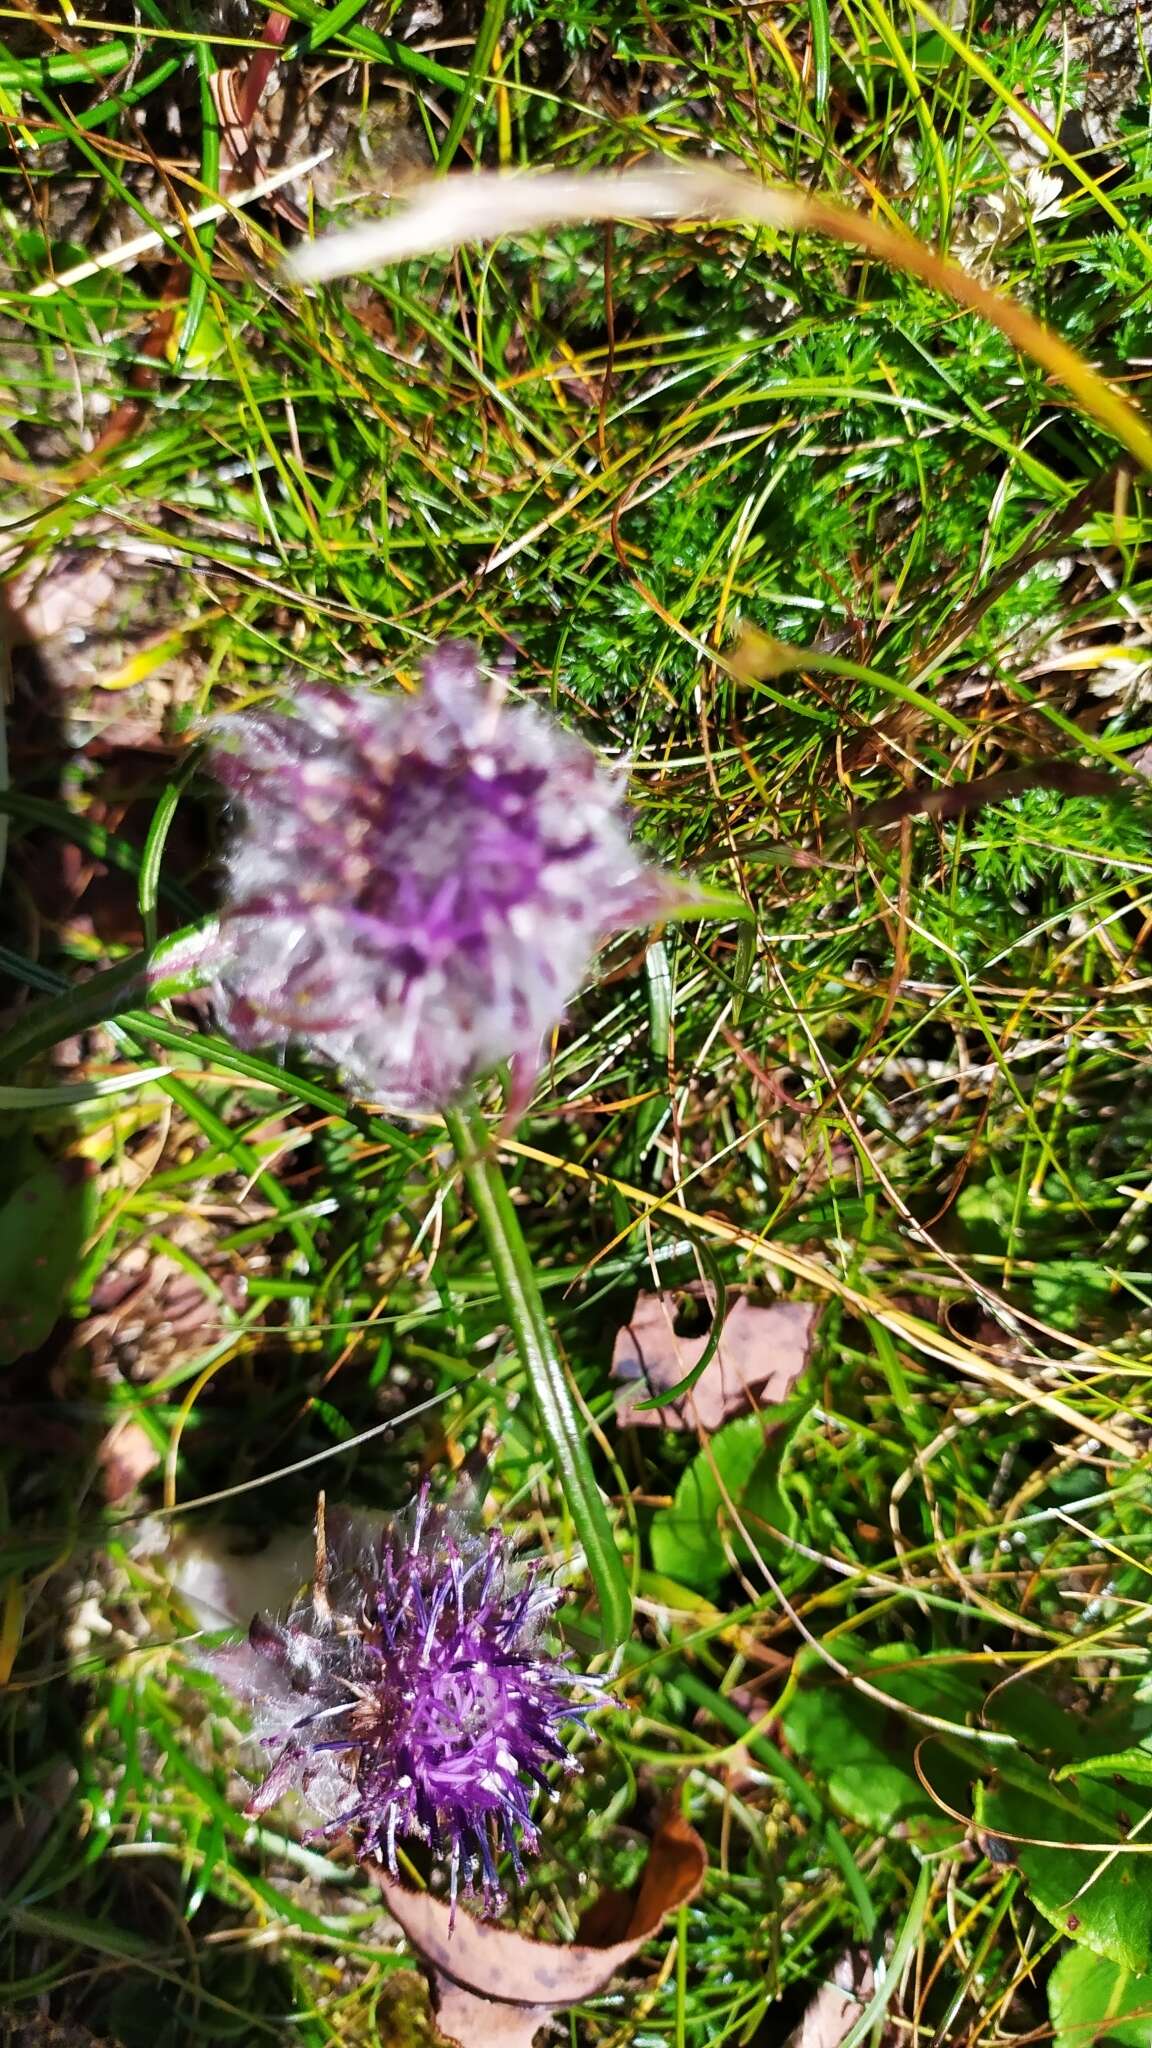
[237,9,291,131]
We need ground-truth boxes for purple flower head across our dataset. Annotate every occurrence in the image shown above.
[214,1489,607,1916]
[203,644,680,1111]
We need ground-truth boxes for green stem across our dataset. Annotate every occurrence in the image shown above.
[0,950,149,1072]
[443,1099,631,1651]
[677,1670,877,1937]
[435,0,506,172]
[0,925,212,1075]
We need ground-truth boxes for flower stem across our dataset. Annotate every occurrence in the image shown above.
[443,1099,631,1651]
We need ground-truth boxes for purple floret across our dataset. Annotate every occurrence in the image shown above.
[216,1490,607,1915]
[202,643,679,1112]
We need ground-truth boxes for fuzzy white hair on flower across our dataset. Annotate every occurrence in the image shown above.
[200,643,684,1112]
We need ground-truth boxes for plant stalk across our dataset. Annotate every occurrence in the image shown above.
[443,1099,631,1651]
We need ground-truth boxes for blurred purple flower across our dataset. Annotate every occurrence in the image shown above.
[213,1490,606,1915]
[202,644,680,1111]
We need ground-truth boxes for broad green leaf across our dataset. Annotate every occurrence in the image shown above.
[1049,1945,1152,2048]
[648,1403,807,1594]
[0,1158,93,1364]
[990,1680,1135,1767]
[979,1765,1152,1970]
[777,1644,973,1843]
[956,1177,1014,1249]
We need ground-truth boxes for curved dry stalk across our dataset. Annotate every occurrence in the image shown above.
[283,162,1152,472]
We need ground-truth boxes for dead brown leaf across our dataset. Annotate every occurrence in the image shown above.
[612,1292,818,1431]
[783,1950,875,2048]
[377,1812,707,2048]
[97,1417,160,1504]
[2,549,121,646]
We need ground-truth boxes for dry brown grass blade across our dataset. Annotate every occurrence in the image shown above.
[498,1138,1135,1456]
[283,164,1152,471]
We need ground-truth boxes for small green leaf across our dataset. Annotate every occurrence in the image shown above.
[310,1398,354,1442]
[0,1158,92,1364]
[1049,1945,1152,2048]
[956,1178,1013,1249]
[649,1404,807,1594]
[1033,1258,1115,1332]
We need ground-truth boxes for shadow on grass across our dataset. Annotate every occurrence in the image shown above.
[0,578,460,2043]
